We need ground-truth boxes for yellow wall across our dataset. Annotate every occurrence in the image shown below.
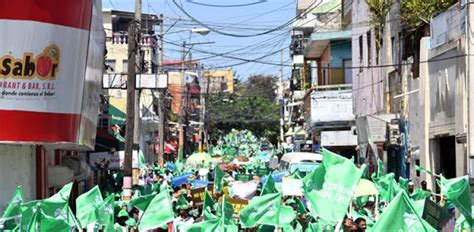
[203,70,234,93]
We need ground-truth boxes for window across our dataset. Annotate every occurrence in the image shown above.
[358,35,363,72]
[367,31,371,65]
[105,59,116,72]
[122,60,128,73]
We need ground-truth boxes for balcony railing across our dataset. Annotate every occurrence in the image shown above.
[111,33,157,46]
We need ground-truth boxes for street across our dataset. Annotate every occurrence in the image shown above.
[0,0,473,231]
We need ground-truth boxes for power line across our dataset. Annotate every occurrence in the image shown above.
[171,0,323,37]
[185,0,267,8]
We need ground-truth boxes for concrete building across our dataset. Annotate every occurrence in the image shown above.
[411,3,470,189]
[347,0,474,190]
[287,0,357,155]
[102,10,161,163]
[0,0,105,210]
[202,70,235,94]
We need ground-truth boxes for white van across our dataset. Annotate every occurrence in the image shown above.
[279,152,323,173]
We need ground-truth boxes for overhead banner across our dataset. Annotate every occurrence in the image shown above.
[0,0,104,149]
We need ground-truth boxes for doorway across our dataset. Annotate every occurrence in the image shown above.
[437,136,456,178]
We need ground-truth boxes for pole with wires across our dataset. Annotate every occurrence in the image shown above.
[157,14,165,167]
[178,41,186,161]
[123,0,141,202]
[279,50,285,146]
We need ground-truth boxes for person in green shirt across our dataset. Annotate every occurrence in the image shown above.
[114,209,129,232]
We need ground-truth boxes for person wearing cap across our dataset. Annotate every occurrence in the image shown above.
[114,209,129,232]
[125,217,137,232]
[172,203,194,232]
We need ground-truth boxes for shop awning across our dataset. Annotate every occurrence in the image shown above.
[95,129,123,152]
[109,104,126,126]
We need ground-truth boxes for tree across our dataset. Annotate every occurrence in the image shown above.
[207,75,280,144]
[365,0,393,64]
[244,75,277,101]
[400,0,456,31]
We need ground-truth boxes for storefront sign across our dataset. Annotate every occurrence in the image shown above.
[0,0,103,149]
[310,90,354,124]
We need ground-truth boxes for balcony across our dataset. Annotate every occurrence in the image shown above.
[305,29,351,59]
[110,33,157,46]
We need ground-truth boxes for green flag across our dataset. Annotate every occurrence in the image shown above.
[295,198,307,215]
[185,218,238,232]
[2,186,24,220]
[239,193,281,227]
[377,157,384,177]
[290,167,305,179]
[138,191,174,231]
[187,197,238,232]
[130,193,156,212]
[373,173,397,203]
[220,197,235,226]
[415,165,434,176]
[97,195,114,232]
[176,194,189,210]
[278,205,297,226]
[202,189,217,220]
[439,175,472,226]
[19,201,41,232]
[303,149,366,224]
[410,188,431,201]
[214,165,225,193]
[372,191,429,231]
[76,186,103,228]
[185,218,221,232]
[46,182,73,204]
[22,204,76,232]
[239,192,295,228]
[138,150,146,169]
[20,183,78,230]
[260,175,277,196]
[35,209,75,232]
[399,177,409,192]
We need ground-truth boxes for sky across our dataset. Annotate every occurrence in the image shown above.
[102,0,295,81]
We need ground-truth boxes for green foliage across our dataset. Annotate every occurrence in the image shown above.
[400,0,456,30]
[207,75,280,144]
[365,0,393,63]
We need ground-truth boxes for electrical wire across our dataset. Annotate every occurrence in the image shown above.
[171,0,322,37]
[185,0,267,8]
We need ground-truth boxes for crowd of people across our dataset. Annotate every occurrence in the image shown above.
[0,130,472,231]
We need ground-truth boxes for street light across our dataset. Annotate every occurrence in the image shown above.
[191,28,210,36]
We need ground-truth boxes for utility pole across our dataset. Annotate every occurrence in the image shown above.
[279,50,285,146]
[157,14,165,166]
[123,0,141,202]
[466,0,474,179]
[199,66,206,152]
[178,41,186,161]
